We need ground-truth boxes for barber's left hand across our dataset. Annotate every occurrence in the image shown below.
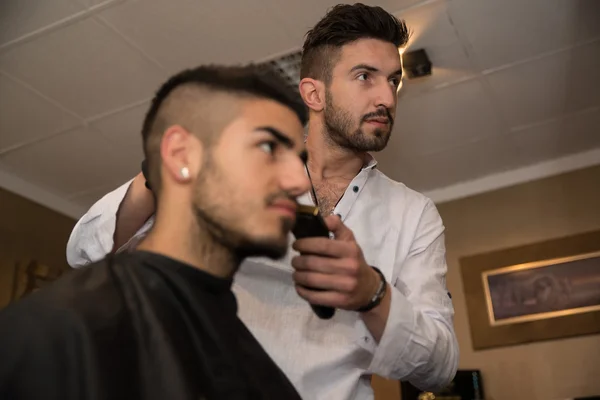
[291,215,380,311]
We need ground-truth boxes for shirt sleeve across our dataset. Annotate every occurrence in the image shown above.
[66,178,153,268]
[364,199,459,392]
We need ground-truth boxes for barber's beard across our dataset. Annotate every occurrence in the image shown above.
[324,91,392,152]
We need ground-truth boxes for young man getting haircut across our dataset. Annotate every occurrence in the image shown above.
[0,65,309,400]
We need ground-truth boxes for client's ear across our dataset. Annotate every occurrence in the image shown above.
[160,125,203,184]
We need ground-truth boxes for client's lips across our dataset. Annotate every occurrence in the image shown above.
[269,200,298,218]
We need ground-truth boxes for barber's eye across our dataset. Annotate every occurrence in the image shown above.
[357,73,368,81]
[389,77,400,86]
[259,141,277,155]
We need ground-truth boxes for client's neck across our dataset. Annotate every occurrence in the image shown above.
[138,201,240,279]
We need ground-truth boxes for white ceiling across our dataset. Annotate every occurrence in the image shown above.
[1,0,599,219]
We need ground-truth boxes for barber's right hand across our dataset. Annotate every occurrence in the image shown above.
[291,215,378,312]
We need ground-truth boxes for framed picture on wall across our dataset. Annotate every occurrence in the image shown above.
[483,251,600,327]
[460,229,600,350]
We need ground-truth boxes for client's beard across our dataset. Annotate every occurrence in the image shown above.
[193,204,290,263]
[191,155,292,264]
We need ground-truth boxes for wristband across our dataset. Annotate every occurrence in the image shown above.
[356,266,387,313]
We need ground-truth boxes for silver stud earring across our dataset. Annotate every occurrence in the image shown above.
[180,167,190,179]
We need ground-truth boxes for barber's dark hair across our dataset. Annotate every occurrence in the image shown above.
[300,3,410,82]
[141,64,307,193]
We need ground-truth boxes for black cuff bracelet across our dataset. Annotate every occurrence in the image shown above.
[356,266,387,313]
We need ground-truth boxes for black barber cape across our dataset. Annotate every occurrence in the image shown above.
[0,251,302,400]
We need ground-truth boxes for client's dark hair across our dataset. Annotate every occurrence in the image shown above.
[142,65,307,143]
[300,3,410,83]
[141,64,307,193]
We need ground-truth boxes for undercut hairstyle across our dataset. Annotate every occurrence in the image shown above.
[141,65,307,193]
[300,3,410,83]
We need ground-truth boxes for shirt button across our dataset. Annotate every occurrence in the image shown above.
[353,185,359,193]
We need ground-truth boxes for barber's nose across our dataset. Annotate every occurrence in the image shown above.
[375,82,396,109]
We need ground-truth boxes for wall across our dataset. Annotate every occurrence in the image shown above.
[437,165,600,400]
[0,187,75,308]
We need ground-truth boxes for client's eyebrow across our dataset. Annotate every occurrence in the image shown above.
[254,126,294,148]
[255,126,307,163]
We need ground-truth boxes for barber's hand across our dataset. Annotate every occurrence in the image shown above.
[291,215,380,311]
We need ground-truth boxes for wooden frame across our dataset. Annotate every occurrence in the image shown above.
[460,230,600,350]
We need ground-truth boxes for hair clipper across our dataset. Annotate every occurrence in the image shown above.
[292,205,336,320]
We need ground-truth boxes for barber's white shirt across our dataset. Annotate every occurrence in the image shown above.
[67,157,458,400]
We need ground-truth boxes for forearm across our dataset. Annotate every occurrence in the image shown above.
[366,287,458,391]
[359,283,391,342]
[112,172,155,252]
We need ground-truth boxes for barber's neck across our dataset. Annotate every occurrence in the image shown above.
[305,118,367,182]
[138,195,239,279]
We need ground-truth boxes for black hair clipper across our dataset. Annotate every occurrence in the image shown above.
[292,205,336,320]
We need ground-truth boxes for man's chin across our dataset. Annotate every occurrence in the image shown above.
[365,133,391,152]
[261,246,288,260]
[340,127,390,153]
[236,236,289,260]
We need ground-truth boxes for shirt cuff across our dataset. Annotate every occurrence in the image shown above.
[66,179,134,267]
[359,286,416,378]
[92,180,134,254]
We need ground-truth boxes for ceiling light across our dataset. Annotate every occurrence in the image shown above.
[402,48,432,79]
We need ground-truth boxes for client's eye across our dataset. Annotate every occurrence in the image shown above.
[259,141,277,155]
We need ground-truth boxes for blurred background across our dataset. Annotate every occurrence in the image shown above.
[1,1,599,399]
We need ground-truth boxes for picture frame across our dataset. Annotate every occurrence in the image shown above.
[483,251,600,327]
[460,229,600,350]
